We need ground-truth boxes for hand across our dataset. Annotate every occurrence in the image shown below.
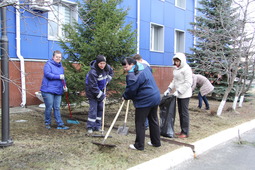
[60,74,65,80]
[97,93,105,102]
[164,88,171,96]
[173,91,179,97]
[63,86,68,92]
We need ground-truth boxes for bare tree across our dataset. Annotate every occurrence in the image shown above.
[231,0,255,110]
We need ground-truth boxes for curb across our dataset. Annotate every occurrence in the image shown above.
[128,119,255,170]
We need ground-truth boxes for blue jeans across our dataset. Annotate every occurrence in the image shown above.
[41,92,64,127]
[198,92,209,109]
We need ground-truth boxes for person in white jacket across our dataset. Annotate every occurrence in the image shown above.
[164,53,193,138]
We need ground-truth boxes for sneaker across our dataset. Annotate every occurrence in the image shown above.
[87,128,93,134]
[45,125,51,129]
[57,126,69,130]
[129,144,137,150]
[147,141,153,146]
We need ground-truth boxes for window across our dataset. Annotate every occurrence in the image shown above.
[150,23,164,52]
[48,0,78,40]
[175,0,186,9]
[175,29,185,53]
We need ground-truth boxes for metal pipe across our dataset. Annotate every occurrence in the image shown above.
[16,1,26,107]
[0,6,13,147]
[136,0,140,54]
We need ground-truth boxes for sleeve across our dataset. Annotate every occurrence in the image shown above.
[177,67,193,94]
[107,65,114,83]
[122,74,139,100]
[86,70,104,99]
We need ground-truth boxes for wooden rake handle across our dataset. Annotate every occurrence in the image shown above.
[101,87,107,132]
[103,100,125,143]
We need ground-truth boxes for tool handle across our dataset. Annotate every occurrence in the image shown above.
[103,100,125,142]
[101,87,106,132]
[124,100,130,124]
[62,80,72,118]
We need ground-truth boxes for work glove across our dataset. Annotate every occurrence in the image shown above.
[63,86,68,92]
[173,91,179,97]
[60,74,65,80]
[97,93,105,102]
[164,88,171,96]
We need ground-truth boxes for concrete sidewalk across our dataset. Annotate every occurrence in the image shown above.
[128,119,255,170]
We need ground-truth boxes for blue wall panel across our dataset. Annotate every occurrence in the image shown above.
[151,0,164,24]
[21,35,49,59]
[5,0,195,66]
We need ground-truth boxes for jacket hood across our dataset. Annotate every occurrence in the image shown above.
[49,59,62,67]
[90,60,109,72]
[173,53,187,69]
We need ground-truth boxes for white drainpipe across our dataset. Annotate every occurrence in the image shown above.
[137,0,140,54]
[16,3,26,107]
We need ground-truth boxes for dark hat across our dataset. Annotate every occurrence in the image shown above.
[96,55,106,64]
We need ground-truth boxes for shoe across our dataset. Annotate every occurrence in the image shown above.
[129,144,137,150]
[93,127,101,132]
[57,126,69,130]
[178,134,188,138]
[147,142,153,146]
[175,132,182,135]
[87,128,93,134]
[45,125,51,129]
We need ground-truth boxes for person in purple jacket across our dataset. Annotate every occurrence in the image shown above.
[85,55,114,134]
[40,50,69,130]
[122,57,161,151]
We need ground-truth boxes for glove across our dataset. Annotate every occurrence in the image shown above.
[63,86,68,92]
[173,91,179,97]
[97,93,105,102]
[164,88,171,96]
[60,74,65,80]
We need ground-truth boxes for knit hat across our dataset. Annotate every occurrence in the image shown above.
[96,55,106,64]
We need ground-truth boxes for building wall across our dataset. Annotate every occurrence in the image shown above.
[0,61,45,107]
[2,0,194,106]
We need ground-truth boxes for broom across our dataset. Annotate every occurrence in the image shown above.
[62,80,80,124]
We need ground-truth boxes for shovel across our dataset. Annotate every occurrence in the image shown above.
[117,100,130,135]
[92,100,125,147]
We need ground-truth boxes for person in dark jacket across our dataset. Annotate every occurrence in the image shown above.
[40,50,69,130]
[122,57,161,151]
[85,55,114,133]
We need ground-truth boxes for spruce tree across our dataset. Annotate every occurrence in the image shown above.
[58,0,136,103]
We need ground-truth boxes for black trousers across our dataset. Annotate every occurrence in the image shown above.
[177,97,190,136]
[134,105,161,150]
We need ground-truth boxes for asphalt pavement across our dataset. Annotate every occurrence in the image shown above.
[173,128,255,170]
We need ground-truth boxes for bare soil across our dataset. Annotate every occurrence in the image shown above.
[0,94,255,170]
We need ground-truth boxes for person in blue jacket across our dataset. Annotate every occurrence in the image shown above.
[40,50,69,130]
[85,55,114,133]
[122,57,161,151]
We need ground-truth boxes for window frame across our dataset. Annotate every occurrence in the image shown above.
[150,22,164,53]
[174,29,185,54]
[175,0,186,10]
[48,0,78,41]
